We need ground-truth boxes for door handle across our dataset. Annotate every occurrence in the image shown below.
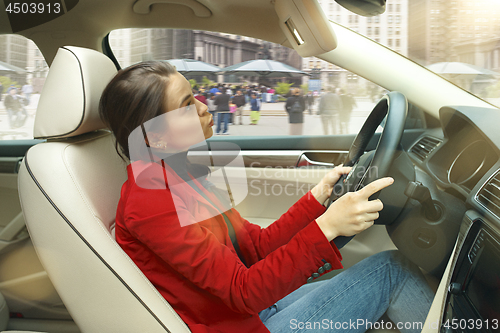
[296,154,334,167]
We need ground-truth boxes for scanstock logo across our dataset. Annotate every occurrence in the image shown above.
[3,0,79,33]
[128,106,248,227]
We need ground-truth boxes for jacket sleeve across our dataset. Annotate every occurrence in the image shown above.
[240,191,331,260]
[3,96,12,109]
[123,186,342,315]
[285,98,291,112]
[237,96,246,106]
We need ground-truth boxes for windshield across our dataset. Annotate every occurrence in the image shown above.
[319,0,500,107]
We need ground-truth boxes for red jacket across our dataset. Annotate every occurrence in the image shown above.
[116,160,343,333]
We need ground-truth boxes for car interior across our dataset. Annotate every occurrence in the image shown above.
[0,0,499,332]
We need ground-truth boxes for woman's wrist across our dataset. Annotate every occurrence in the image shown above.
[311,183,329,205]
[316,215,338,242]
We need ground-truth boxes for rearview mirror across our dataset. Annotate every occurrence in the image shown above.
[334,0,386,17]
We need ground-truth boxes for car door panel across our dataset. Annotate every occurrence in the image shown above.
[0,239,73,320]
[0,141,73,321]
[204,131,425,219]
[198,130,425,270]
[207,129,426,152]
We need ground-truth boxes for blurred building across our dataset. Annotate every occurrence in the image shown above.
[108,29,132,68]
[455,37,500,73]
[258,41,302,70]
[193,31,261,67]
[128,29,157,64]
[123,28,263,67]
[0,34,28,85]
[123,28,297,84]
[26,40,48,93]
[452,0,500,72]
[119,29,192,65]
[408,0,455,65]
[409,0,500,68]
[302,0,409,92]
[257,41,303,86]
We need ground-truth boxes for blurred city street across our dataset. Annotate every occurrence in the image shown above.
[0,94,39,140]
[0,94,378,140]
[232,97,376,136]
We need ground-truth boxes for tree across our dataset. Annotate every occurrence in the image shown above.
[189,79,198,89]
[202,76,215,87]
[300,83,308,93]
[0,76,19,90]
[274,82,293,96]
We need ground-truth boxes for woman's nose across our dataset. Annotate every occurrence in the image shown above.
[195,98,208,116]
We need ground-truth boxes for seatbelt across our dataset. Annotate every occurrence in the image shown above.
[163,162,247,267]
[220,211,248,268]
[194,187,248,267]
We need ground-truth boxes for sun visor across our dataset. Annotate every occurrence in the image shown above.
[275,0,337,57]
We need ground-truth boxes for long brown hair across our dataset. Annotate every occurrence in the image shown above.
[99,61,177,160]
[99,61,210,179]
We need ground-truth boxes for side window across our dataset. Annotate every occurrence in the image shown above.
[0,34,47,140]
[108,29,417,137]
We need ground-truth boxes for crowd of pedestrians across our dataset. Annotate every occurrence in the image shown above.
[1,77,360,139]
[320,87,356,135]
[193,84,272,135]
[192,82,357,136]
[284,86,356,136]
[0,82,32,129]
[1,79,357,135]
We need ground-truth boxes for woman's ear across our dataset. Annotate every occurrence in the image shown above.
[144,131,168,149]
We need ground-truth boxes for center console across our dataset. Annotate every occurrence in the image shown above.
[442,219,500,332]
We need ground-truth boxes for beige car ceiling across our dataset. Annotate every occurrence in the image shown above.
[0,0,290,64]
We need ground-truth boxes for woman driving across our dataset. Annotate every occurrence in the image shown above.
[99,61,433,333]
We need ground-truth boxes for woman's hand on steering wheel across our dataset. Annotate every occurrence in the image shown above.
[311,165,353,205]
[316,177,394,242]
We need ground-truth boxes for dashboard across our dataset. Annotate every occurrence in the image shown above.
[408,106,500,222]
[406,106,500,332]
[410,107,500,197]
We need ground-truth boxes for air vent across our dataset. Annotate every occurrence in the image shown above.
[410,136,442,162]
[477,170,500,219]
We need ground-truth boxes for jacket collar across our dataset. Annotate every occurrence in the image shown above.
[128,159,230,219]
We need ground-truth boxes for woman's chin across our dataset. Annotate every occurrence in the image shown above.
[205,127,214,139]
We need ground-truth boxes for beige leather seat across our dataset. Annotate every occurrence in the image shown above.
[17,46,191,333]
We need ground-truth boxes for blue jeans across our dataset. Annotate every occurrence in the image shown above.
[260,251,434,333]
[216,112,230,134]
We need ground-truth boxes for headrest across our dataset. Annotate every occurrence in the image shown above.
[34,46,117,139]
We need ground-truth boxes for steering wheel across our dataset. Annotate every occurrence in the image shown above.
[326,91,409,248]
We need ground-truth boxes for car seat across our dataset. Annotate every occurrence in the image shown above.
[17,46,191,333]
